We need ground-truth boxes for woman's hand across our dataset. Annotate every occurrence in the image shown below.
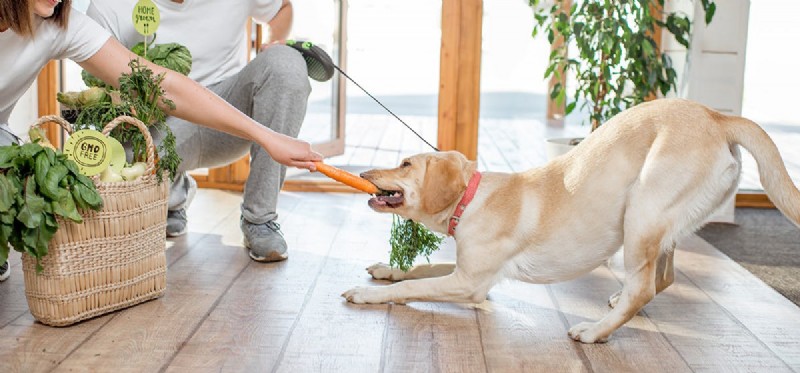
[261,130,322,171]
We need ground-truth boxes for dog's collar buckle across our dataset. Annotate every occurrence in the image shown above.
[447,171,482,236]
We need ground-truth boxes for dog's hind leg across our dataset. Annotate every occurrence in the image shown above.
[655,244,676,293]
[608,142,740,310]
[570,229,663,343]
[575,140,739,343]
[367,263,456,282]
[608,244,675,308]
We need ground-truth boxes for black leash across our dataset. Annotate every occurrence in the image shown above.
[286,40,440,152]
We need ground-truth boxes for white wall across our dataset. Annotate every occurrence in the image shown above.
[8,81,38,138]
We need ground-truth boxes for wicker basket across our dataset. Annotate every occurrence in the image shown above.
[21,115,169,327]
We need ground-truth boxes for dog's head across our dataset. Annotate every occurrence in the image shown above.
[361,151,476,224]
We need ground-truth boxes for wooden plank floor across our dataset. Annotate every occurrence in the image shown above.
[2,188,800,372]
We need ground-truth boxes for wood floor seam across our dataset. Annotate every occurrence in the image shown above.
[270,208,355,373]
[675,265,795,371]
[545,284,595,373]
[605,263,695,371]
[51,313,117,372]
[1,310,26,330]
[159,261,254,373]
[474,307,490,373]
[378,303,392,373]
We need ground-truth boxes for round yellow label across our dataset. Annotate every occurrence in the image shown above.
[132,0,160,36]
[63,130,112,176]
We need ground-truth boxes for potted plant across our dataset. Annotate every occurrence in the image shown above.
[529,0,716,158]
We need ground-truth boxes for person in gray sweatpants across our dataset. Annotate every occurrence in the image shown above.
[87,0,313,263]
[158,44,310,262]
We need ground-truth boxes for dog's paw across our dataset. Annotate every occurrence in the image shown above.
[367,262,403,281]
[608,290,621,309]
[568,322,609,344]
[341,286,391,304]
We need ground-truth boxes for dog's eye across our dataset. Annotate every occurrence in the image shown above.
[401,161,411,167]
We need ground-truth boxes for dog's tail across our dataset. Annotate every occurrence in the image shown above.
[724,115,800,227]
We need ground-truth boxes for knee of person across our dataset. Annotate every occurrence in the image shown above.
[253,44,311,93]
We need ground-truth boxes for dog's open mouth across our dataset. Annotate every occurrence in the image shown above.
[368,189,404,209]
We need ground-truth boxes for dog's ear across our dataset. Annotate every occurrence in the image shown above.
[420,154,471,215]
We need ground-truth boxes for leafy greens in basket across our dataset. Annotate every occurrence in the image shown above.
[0,143,104,271]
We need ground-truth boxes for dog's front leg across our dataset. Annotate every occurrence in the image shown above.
[367,262,456,282]
[342,270,492,305]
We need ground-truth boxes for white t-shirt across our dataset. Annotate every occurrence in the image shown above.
[87,0,282,87]
[0,10,111,125]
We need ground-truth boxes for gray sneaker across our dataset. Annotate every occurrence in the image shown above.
[241,218,288,262]
[0,261,9,282]
[166,209,188,237]
[166,175,197,237]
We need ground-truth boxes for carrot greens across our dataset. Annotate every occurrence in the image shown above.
[389,215,443,272]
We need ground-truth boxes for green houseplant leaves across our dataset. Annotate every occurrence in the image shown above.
[530,0,716,130]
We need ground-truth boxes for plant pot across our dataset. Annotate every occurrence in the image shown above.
[545,137,583,161]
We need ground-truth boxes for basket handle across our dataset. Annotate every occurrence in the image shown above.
[32,115,75,134]
[32,115,157,177]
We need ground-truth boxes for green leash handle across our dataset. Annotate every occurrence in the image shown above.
[285,40,335,82]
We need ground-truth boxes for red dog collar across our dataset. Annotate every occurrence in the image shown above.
[447,171,482,236]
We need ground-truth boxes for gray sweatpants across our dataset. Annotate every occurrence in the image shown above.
[158,44,310,224]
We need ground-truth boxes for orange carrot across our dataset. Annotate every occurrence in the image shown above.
[314,161,379,194]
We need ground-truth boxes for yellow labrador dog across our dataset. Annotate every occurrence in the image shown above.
[341,98,800,343]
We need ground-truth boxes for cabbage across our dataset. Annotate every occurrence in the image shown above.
[132,42,193,76]
[82,42,193,88]
[81,69,108,88]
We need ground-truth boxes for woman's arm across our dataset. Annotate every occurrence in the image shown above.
[265,0,293,44]
[78,37,321,170]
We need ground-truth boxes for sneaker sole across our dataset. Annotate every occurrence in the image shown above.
[0,268,10,282]
[248,249,288,263]
[166,227,188,238]
[165,175,197,238]
[242,223,288,263]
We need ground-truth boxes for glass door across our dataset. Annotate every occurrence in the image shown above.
[291,0,346,157]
